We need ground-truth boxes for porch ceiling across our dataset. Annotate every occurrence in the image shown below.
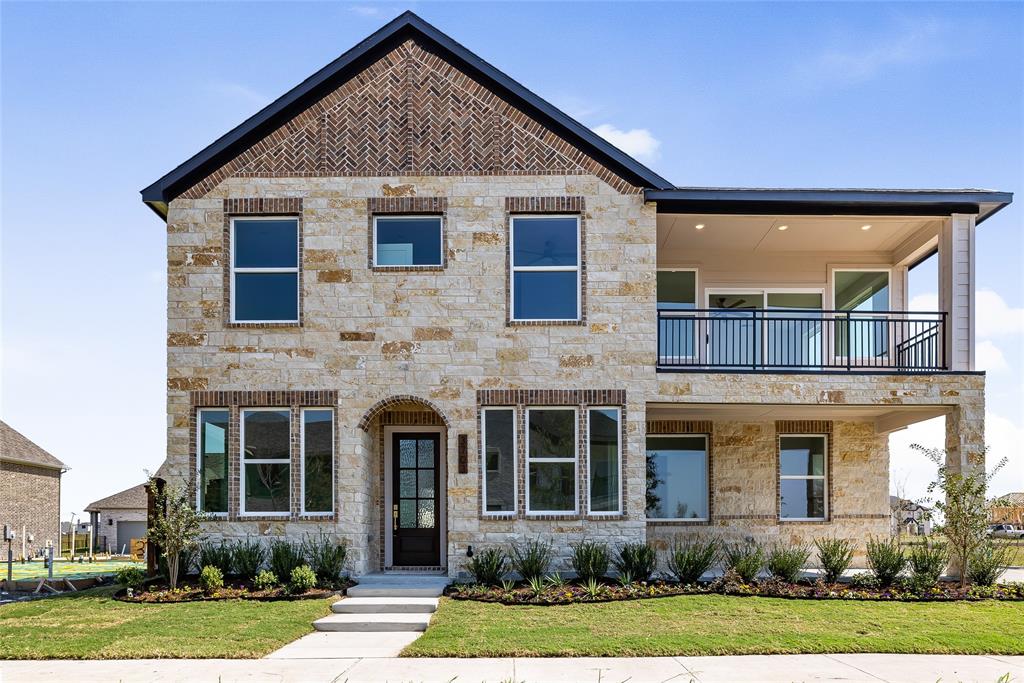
[646,402,948,434]
[657,214,940,254]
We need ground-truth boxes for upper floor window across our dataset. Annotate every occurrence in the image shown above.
[230,218,299,323]
[373,216,443,267]
[510,216,580,321]
[779,434,827,521]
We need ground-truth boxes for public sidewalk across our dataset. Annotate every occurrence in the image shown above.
[1,654,1021,682]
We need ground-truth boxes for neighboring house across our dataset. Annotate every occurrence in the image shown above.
[85,484,149,555]
[991,492,1024,525]
[890,495,932,536]
[0,420,67,560]
[141,12,1011,575]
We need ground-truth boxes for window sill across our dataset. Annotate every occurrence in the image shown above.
[647,518,711,526]
[226,322,303,329]
[371,265,445,273]
[779,518,830,524]
[507,320,585,327]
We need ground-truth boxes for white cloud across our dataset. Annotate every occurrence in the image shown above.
[975,340,1008,372]
[553,95,602,122]
[976,289,1024,338]
[348,5,382,16]
[592,124,661,163]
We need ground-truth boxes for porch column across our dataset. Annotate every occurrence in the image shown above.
[938,213,976,371]
[943,396,986,478]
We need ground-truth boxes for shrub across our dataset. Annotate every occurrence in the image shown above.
[667,538,718,585]
[723,543,764,584]
[232,537,266,581]
[766,544,811,583]
[302,533,348,585]
[570,541,610,583]
[613,542,656,582]
[908,542,948,590]
[199,565,224,595]
[178,545,200,577]
[146,478,205,590]
[866,536,907,587]
[198,540,234,577]
[814,537,855,584]
[967,542,1011,586]
[253,569,279,591]
[115,565,146,589]
[269,539,305,584]
[508,539,554,582]
[466,547,508,586]
[288,565,318,594]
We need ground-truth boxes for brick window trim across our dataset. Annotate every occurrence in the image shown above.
[505,196,587,327]
[775,420,834,524]
[645,421,715,527]
[222,198,304,329]
[476,389,626,521]
[367,197,449,272]
[189,390,338,522]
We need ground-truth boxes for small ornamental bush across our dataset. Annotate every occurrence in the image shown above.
[866,536,907,587]
[253,569,279,591]
[613,542,657,583]
[198,540,234,577]
[232,537,266,581]
[115,565,146,589]
[570,541,610,583]
[667,538,718,585]
[199,565,224,595]
[968,542,1011,586]
[509,539,554,582]
[288,565,318,594]
[302,533,348,585]
[814,537,855,584]
[269,539,305,584]
[909,542,948,590]
[723,543,765,584]
[466,547,508,586]
[767,544,811,583]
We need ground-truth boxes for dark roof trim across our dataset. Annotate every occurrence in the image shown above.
[645,188,1013,224]
[141,11,673,218]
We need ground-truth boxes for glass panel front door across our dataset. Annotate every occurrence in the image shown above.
[392,434,441,566]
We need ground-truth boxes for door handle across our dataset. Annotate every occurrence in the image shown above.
[392,503,398,532]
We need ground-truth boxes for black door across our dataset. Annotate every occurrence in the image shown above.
[392,433,441,566]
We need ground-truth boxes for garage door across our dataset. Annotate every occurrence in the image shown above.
[116,521,147,553]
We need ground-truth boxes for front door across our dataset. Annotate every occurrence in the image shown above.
[392,433,441,566]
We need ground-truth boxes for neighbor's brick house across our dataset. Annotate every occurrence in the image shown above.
[142,12,1010,575]
[0,420,67,560]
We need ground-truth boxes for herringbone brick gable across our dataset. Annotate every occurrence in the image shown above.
[181,39,641,198]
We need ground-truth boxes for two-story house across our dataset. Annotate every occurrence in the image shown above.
[142,12,1011,575]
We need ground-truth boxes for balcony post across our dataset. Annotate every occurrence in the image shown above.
[938,214,976,371]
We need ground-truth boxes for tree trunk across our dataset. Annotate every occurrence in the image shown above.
[168,554,179,590]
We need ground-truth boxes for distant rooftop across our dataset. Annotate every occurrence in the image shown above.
[85,483,148,513]
[0,420,67,471]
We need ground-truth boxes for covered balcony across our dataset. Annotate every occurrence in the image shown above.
[647,188,1012,374]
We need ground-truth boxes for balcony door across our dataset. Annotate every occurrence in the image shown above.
[708,291,763,367]
[832,270,890,363]
[707,289,823,369]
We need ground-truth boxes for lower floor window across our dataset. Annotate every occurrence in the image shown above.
[779,434,827,520]
[241,409,291,514]
[302,409,334,514]
[646,435,708,520]
[482,408,516,513]
[197,409,229,514]
[588,408,621,514]
[526,408,578,514]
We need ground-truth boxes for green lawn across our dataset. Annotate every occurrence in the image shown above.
[5,559,144,581]
[0,587,332,659]
[405,595,1024,657]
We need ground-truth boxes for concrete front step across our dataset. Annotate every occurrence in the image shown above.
[332,596,438,614]
[313,612,432,632]
[346,576,449,598]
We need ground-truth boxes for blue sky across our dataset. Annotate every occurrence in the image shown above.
[2,2,1021,519]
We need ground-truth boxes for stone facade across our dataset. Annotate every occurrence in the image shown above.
[0,461,61,559]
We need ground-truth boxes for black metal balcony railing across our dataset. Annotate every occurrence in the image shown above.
[657,309,947,372]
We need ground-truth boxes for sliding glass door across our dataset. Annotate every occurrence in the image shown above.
[833,270,890,361]
[707,290,823,369]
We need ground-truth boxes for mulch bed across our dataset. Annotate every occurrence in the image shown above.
[447,575,1024,605]
[115,578,354,603]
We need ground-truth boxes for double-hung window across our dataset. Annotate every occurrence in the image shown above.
[526,408,578,514]
[197,409,229,514]
[301,409,334,516]
[645,435,709,520]
[373,216,443,267]
[510,216,580,321]
[779,435,827,520]
[240,409,291,515]
[481,408,516,514]
[587,408,621,514]
[231,217,299,323]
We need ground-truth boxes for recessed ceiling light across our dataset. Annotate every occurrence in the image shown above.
[695,224,705,230]
[861,224,872,231]
[777,225,789,231]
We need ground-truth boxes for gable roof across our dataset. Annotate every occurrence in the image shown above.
[0,420,67,471]
[85,483,149,513]
[141,11,673,217]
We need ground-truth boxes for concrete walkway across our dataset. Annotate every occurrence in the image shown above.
[2,654,1021,682]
